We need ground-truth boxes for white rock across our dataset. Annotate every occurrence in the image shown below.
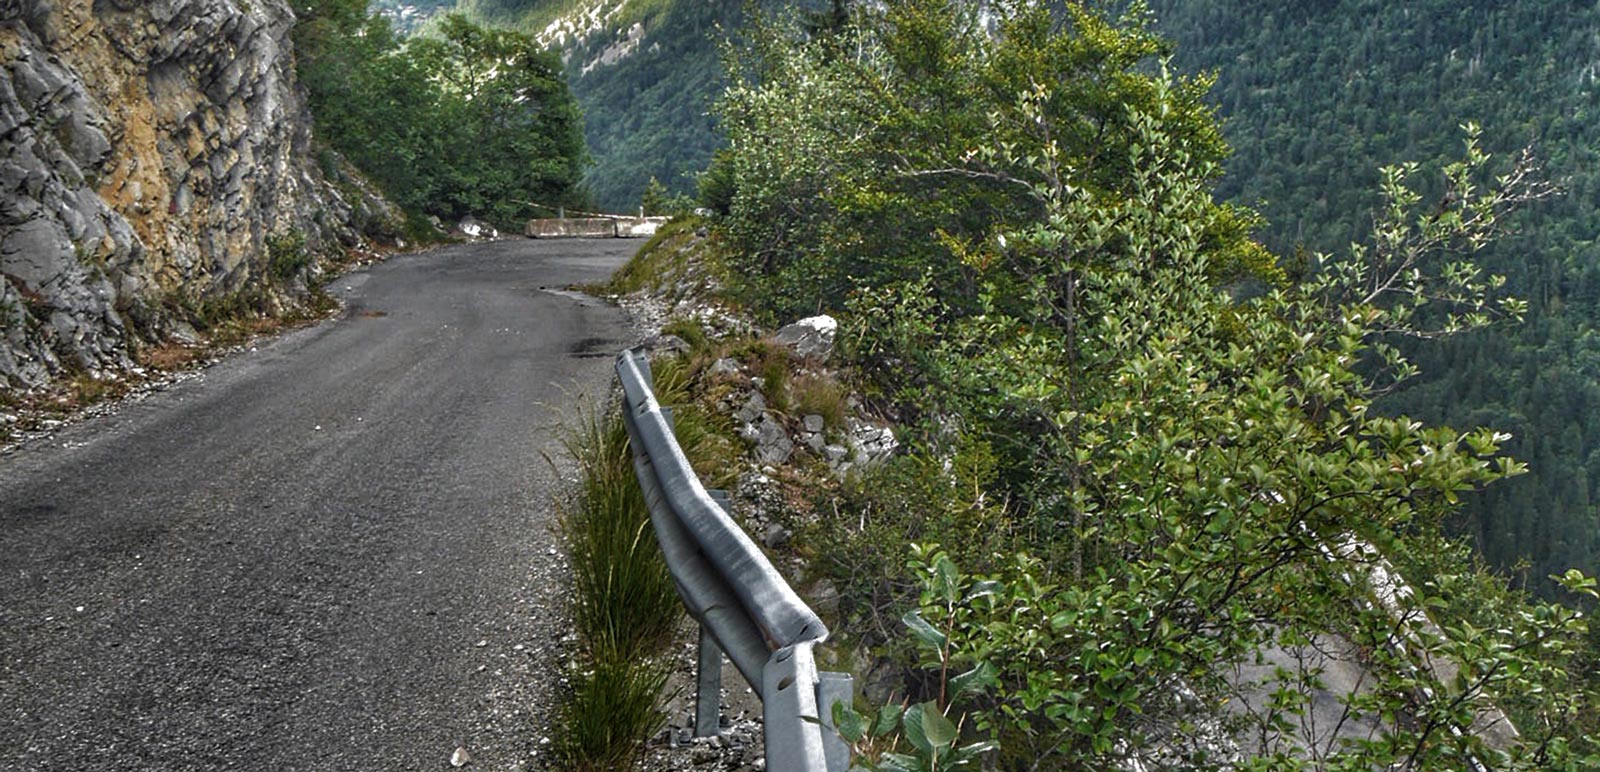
[774,315,838,359]
[458,216,498,239]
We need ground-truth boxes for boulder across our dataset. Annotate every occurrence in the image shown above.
[752,415,793,465]
[762,523,792,549]
[774,315,837,359]
[735,391,766,424]
[847,420,898,466]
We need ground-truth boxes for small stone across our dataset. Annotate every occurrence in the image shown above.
[753,417,793,465]
[648,333,691,355]
[763,524,792,549]
[735,392,766,424]
[802,414,825,433]
[708,357,740,377]
[450,746,472,767]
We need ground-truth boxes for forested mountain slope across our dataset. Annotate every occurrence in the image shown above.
[1146,0,1600,592]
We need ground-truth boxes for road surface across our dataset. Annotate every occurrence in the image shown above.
[0,238,639,771]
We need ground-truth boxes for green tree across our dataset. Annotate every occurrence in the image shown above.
[717,1,1599,768]
[292,4,588,226]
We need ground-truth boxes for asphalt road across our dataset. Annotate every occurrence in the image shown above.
[0,238,640,771]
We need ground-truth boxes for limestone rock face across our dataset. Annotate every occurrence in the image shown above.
[0,0,373,389]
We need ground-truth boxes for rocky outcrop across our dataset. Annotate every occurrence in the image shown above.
[0,0,384,390]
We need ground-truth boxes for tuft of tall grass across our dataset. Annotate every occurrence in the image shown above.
[561,409,679,660]
[792,372,848,430]
[553,354,743,767]
[727,336,792,414]
[553,657,672,771]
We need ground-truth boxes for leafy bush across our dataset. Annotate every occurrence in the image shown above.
[807,431,1007,649]
[266,231,310,282]
[717,1,1599,768]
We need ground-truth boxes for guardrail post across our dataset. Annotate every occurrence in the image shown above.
[816,672,854,772]
[696,626,723,738]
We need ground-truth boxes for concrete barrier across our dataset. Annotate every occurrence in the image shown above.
[525,216,673,239]
[618,217,671,238]
[525,218,617,238]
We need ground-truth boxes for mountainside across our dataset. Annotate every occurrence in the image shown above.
[1145,0,1600,591]
[455,0,742,210]
[1,0,382,392]
[460,0,1600,591]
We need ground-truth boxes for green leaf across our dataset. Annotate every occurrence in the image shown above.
[873,703,903,737]
[832,700,865,744]
[903,611,948,650]
[921,704,958,748]
[948,661,999,700]
[901,703,934,755]
[964,580,1002,601]
[934,555,960,604]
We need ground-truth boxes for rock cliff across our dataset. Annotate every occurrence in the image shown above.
[1,0,385,391]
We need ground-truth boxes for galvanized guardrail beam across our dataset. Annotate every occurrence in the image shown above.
[617,347,852,772]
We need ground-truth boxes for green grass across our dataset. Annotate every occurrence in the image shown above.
[553,354,741,767]
[728,336,792,415]
[792,372,848,430]
[598,217,718,297]
[562,408,680,660]
[660,317,709,352]
[555,658,673,771]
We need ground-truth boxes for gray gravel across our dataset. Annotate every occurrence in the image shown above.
[0,238,640,771]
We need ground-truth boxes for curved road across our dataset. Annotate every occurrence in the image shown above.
[0,239,639,771]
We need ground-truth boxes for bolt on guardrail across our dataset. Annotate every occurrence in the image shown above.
[616,347,852,772]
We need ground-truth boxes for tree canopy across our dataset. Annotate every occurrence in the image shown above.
[292,2,588,226]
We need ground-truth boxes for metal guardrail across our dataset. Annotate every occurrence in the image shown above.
[616,347,853,772]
